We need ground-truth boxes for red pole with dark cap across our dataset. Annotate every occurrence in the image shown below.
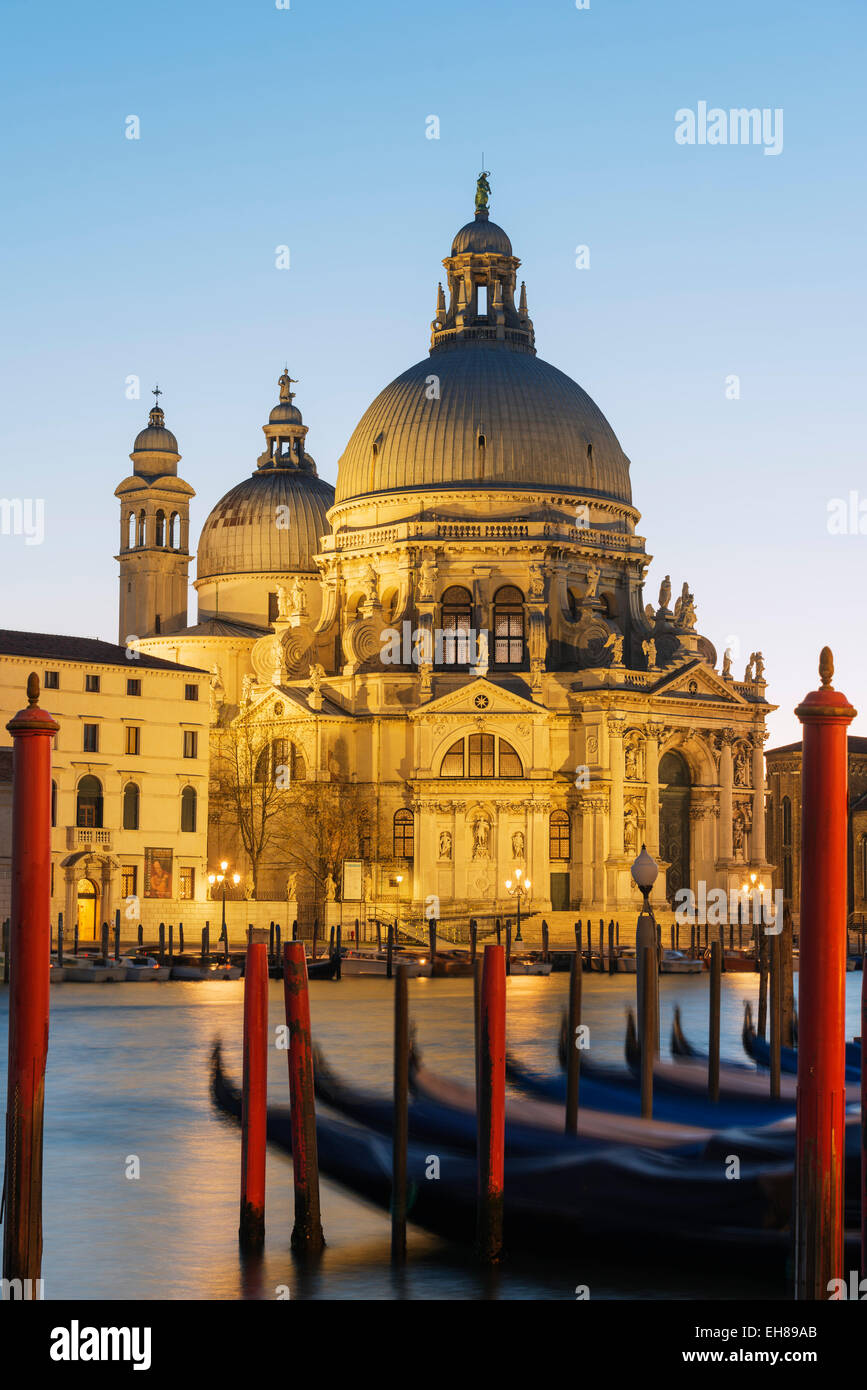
[794,648,856,1299]
[476,943,505,1261]
[282,942,325,1255]
[3,674,58,1283]
[239,941,268,1250]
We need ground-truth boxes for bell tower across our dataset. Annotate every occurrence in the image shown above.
[115,387,195,645]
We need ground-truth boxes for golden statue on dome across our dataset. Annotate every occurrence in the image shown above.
[475,170,491,212]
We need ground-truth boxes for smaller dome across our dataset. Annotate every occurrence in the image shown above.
[269,401,303,425]
[451,211,512,257]
[133,424,179,455]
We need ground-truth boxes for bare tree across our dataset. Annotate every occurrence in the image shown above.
[278,777,377,908]
[209,718,292,898]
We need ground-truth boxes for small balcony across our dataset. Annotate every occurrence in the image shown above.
[65,827,113,852]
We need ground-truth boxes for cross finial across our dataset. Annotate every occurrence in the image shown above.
[152,384,162,404]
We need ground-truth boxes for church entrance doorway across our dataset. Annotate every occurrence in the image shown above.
[77,877,99,939]
[659,750,690,906]
[550,872,570,910]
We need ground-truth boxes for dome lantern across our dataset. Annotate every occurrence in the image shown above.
[130,385,181,474]
[257,369,314,472]
[431,172,534,355]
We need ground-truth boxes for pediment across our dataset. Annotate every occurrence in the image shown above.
[411,676,542,720]
[653,661,748,705]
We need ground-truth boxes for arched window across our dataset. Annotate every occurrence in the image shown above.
[122,781,140,831]
[393,809,414,859]
[137,510,146,546]
[77,775,103,829]
[781,796,793,848]
[439,735,523,779]
[51,779,57,828]
[440,586,473,666]
[493,585,525,665]
[255,738,291,785]
[359,816,372,860]
[126,512,136,549]
[155,510,166,546]
[180,786,197,833]
[169,512,179,548]
[550,811,571,860]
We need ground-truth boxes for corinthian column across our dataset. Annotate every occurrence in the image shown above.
[751,733,767,863]
[607,719,625,856]
[718,731,734,861]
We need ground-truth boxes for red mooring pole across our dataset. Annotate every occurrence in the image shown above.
[282,942,325,1255]
[476,943,505,1261]
[861,957,867,1282]
[239,941,268,1250]
[3,674,58,1284]
[794,647,856,1299]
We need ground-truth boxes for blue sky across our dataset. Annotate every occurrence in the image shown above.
[2,0,865,744]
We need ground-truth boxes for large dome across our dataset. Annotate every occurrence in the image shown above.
[335,343,632,505]
[197,469,334,579]
[335,185,632,507]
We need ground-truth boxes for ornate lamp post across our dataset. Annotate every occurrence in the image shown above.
[208,859,240,940]
[504,867,531,942]
[631,845,658,912]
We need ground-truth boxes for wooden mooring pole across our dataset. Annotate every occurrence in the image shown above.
[282,942,325,1255]
[770,931,781,1100]
[386,922,394,979]
[239,942,267,1251]
[3,674,58,1285]
[476,944,505,1262]
[708,939,721,1102]
[794,648,855,1300]
[639,946,654,1119]
[565,950,581,1134]
[392,964,409,1263]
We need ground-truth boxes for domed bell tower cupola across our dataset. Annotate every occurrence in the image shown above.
[431,172,535,355]
[114,386,195,645]
[256,370,316,473]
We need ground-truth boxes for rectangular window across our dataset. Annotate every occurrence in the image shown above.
[44,670,59,689]
[183,730,198,759]
[85,674,100,693]
[441,612,472,665]
[127,679,141,696]
[121,865,137,900]
[125,726,140,756]
[51,862,55,895]
[83,723,99,753]
[268,591,279,624]
[494,612,524,664]
[179,866,194,900]
[468,734,495,778]
[184,683,199,701]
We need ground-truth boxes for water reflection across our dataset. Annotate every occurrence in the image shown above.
[0,967,845,1300]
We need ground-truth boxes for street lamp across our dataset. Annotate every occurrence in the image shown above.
[208,861,240,942]
[631,845,658,913]
[504,867,531,942]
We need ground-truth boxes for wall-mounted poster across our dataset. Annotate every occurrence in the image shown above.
[144,848,173,899]
[342,859,363,902]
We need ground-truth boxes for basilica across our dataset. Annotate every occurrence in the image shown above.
[120,177,774,934]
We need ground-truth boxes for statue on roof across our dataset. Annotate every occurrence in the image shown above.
[475,170,491,213]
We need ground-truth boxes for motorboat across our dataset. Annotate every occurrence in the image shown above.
[508,956,553,976]
[170,956,241,980]
[339,951,431,978]
[122,955,171,982]
[660,949,703,975]
[64,957,128,983]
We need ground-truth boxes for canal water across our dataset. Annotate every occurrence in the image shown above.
[0,970,861,1301]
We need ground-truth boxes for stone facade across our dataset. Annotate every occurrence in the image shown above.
[0,634,210,936]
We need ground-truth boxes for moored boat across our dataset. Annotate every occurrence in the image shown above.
[122,955,171,982]
[64,958,128,983]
